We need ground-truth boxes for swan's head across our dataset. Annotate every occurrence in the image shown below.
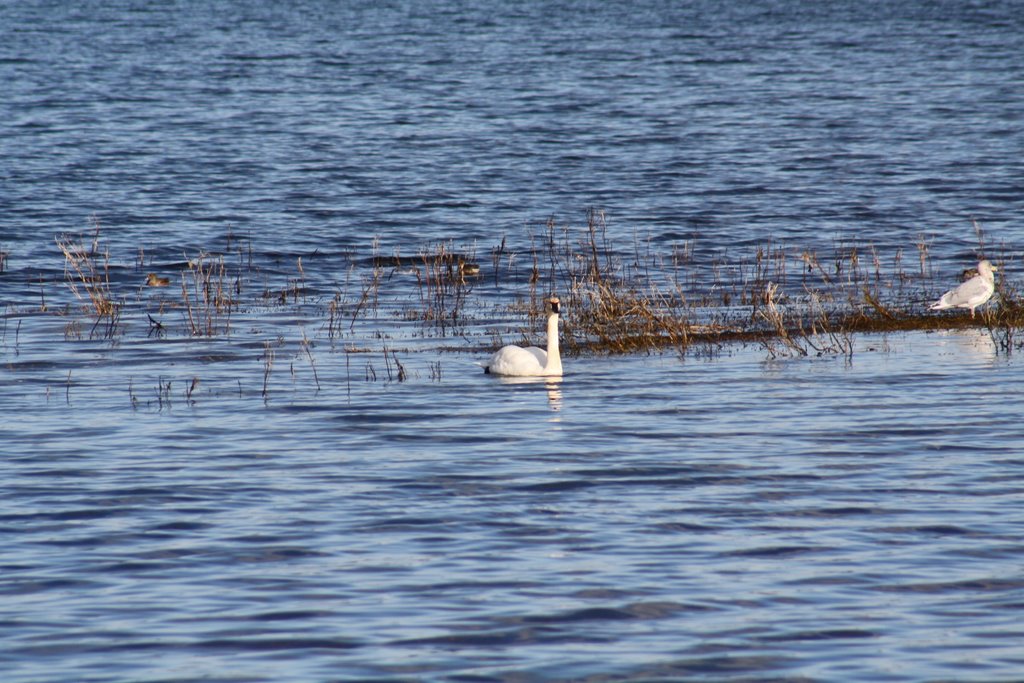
[979,259,997,276]
[547,296,560,316]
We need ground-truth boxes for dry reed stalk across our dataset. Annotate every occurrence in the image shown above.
[261,341,275,400]
[288,256,306,304]
[185,377,199,405]
[566,279,691,353]
[801,291,854,358]
[351,272,379,329]
[181,252,233,336]
[90,305,122,340]
[530,215,693,354]
[55,232,118,317]
[757,282,808,358]
[350,263,382,332]
[156,377,172,411]
[412,241,476,333]
[381,344,408,382]
[980,267,1024,354]
[300,328,321,391]
[915,233,931,278]
[490,235,506,286]
[973,219,987,254]
[862,287,897,321]
[327,292,344,340]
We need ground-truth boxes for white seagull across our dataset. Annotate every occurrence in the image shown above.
[930,259,998,318]
[484,297,563,377]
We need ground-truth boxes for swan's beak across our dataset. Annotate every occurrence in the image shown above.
[549,298,560,314]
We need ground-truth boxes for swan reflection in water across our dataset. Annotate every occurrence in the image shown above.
[493,375,563,412]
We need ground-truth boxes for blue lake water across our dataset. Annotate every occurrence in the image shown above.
[3,1,1024,681]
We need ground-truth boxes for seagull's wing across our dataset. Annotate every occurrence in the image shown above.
[942,275,990,307]
[946,276,987,305]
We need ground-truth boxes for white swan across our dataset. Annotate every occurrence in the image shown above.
[930,259,998,318]
[484,297,563,377]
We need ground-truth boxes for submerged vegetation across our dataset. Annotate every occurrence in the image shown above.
[3,213,1022,403]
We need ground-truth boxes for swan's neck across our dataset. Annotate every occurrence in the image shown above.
[545,313,562,374]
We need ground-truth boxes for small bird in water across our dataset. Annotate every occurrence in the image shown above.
[145,273,171,287]
[930,259,997,318]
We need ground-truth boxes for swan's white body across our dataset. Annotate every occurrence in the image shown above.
[485,297,562,377]
[930,259,997,318]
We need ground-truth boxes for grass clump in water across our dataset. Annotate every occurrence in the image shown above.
[56,227,118,319]
[486,212,1024,360]
[181,252,234,336]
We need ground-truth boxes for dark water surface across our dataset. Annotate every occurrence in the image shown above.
[3,0,1023,259]
[3,1,1024,681]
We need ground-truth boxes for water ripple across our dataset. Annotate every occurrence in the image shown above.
[4,0,1024,680]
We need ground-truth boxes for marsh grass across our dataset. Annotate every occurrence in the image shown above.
[33,214,1024,407]
[411,241,477,334]
[350,265,382,332]
[982,272,1024,354]
[524,209,692,355]
[56,230,118,318]
[502,214,1024,359]
[156,378,172,410]
[756,283,854,359]
[382,344,408,382]
[182,252,233,336]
